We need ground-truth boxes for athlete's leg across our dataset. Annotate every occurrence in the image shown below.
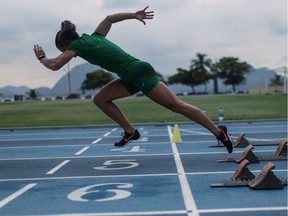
[147,82,221,136]
[93,79,135,134]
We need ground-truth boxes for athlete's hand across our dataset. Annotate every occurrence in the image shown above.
[135,6,154,25]
[33,45,46,61]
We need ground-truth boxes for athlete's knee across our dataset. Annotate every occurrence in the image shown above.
[93,93,107,107]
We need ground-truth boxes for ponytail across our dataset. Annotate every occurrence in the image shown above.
[55,20,79,50]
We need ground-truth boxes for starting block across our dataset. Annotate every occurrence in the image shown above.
[211,159,287,189]
[233,133,284,148]
[209,132,285,148]
[217,142,288,163]
[249,162,284,189]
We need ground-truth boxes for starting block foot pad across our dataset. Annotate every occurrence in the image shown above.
[211,159,254,187]
[275,141,287,156]
[230,159,255,181]
[234,145,260,163]
[218,142,287,163]
[217,144,260,163]
[233,133,285,148]
[211,161,287,189]
[249,162,284,190]
[233,133,250,148]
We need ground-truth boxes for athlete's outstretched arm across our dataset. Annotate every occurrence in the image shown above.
[95,6,154,37]
[33,45,75,71]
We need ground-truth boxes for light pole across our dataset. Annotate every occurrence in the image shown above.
[283,66,287,94]
[67,62,71,95]
[273,66,287,94]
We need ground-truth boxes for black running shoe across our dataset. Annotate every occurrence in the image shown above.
[217,125,233,153]
[114,129,140,147]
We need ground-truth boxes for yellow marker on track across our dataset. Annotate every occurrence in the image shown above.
[172,124,182,143]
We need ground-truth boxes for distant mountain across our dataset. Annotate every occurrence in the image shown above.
[0,63,101,97]
[51,63,101,96]
[37,87,53,96]
[0,88,15,97]
[0,85,30,96]
[0,65,283,97]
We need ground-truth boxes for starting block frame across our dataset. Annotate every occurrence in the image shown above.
[233,133,287,148]
[209,133,286,149]
[218,142,288,163]
[211,159,287,189]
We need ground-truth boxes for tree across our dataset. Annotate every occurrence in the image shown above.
[26,89,38,100]
[190,53,212,92]
[168,68,201,93]
[210,62,220,94]
[216,57,251,93]
[168,53,213,93]
[269,74,284,86]
[81,69,114,91]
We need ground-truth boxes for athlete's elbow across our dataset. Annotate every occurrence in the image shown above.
[45,63,62,71]
[50,66,60,71]
[105,15,113,23]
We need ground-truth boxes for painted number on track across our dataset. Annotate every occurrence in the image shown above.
[94,159,139,170]
[67,183,133,202]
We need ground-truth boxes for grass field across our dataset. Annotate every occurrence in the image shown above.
[0,94,286,128]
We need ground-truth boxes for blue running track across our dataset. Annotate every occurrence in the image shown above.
[0,120,287,216]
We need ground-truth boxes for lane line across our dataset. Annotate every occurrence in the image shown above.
[92,138,102,144]
[0,173,179,182]
[75,146,90,155]
[103,132,111,137]
[0,148,279,161]
[29,206,288,215]
[179,129,286,140]
[0,168,286,182]
[0,183,37,208]
[34,210,187,216]
[91,128,117,144]
[46,160,70,175]
[130,146,140,152]
[197,206,288,213]
[167,125,199,216]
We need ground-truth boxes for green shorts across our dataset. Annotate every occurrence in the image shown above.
[120,61,161,95]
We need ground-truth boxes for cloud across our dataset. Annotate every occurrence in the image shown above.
[0,0,286,88]
[102,0,191,11]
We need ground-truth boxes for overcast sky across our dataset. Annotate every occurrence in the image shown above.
[0,0,286,88]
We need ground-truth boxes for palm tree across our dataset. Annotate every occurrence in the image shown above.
[190,53,212,92]
[27,89,38,100]
[269,74,284,86]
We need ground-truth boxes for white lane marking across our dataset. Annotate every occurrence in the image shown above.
[130,146,140,152]
[0,168,286,183]
[91,128,117,144]
[197,206,288,213]
[0,183,37,208]
[75,147,90,155]
[92,138,102,144]
[167,125,199,216]
[46,160,70,175]
[0,173,178,182]
[31,210,187,215]
[103,132,111,137]
[0,148,277,161]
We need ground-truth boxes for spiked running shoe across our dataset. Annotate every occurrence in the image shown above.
[217,125,233,153]
[114,129,140,147]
